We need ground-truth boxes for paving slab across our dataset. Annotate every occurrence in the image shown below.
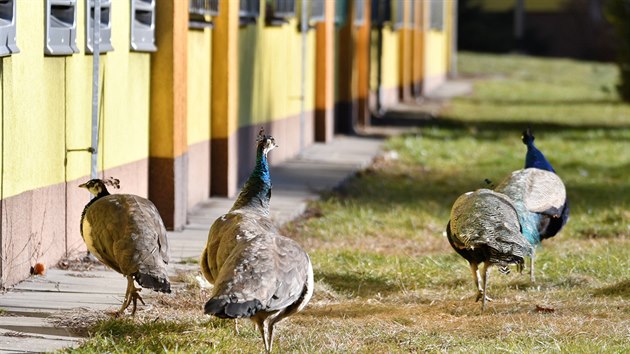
[0,134,383,353]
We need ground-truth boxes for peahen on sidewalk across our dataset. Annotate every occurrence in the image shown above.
[79,178,171,316]
[199,129,314,353]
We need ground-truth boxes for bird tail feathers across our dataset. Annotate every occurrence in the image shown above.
[134,272,171,293]
[204,297,263,319]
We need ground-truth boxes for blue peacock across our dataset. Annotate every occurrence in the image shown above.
[494,129,570,281]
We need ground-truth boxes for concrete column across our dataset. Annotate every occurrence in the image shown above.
[356,0,371,128]
[398,0,413,102]
[336,1,355,135]
[149,0,189,230]
[211,0,239,197]
[412,0,425,97]
[315,1,335,142]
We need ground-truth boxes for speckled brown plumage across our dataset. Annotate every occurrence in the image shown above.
[80,178,170,316]
[200,130,313,353]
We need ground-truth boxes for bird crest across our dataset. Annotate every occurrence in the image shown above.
[522,127,535,145]
[103,177,121,190]
[256,127,278,156]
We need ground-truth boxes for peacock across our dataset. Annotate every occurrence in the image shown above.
[522,128,556,173]
[199,129,314,353]
[522,128,570,239]
[446,189,533,311]
[79,178,171,316]
[494,168,568,282]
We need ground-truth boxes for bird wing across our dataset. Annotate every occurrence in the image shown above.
[210,231,310,313]
[85,195,170,279]
[202,210,277,284]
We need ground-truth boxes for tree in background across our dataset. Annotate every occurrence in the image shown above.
[606,0,630,101]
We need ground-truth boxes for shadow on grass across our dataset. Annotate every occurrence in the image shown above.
[371,112,630,140]
[305,303,396,319]
[593,279,630,298]
[316,271,398,298]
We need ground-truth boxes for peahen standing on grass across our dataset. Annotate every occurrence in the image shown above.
[446,189,533,311]
[494,168,567,282]
[199,129,314,353]
[79,178,171,316]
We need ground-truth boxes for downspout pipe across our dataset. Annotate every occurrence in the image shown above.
[299,0,308,152]
[91,0,101,179]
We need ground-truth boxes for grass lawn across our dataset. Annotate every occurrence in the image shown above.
[64,53,630,353]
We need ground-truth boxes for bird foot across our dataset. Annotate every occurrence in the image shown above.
[475,291,493,303]
[116,287,145,316]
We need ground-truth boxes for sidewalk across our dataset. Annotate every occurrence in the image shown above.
[0,135,383,353]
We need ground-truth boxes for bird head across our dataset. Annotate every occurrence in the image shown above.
[521,128,535,145]
[256,128,278,157]
[79,177,120,196]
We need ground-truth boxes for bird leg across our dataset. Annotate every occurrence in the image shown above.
[481,261,493,312]
[117,276,145,316]
[266,319,275,353]
[529,250,536,282]
[234,319,240,335]
[470,263,483,302]
[254,318,271,353]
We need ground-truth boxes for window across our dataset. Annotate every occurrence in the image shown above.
[239,0,259,25]
[309,0,324,24]
[0,0,18,56]
[429,0,444,31]
[45,0,79,55]
[335,0,348,26]
[189,0,219,29]
[266,0,296,26]
[371,0,391,27]
[86,0,113,54]
[130,0,156,52]
[354,0,365,26]
[392,0,404,29]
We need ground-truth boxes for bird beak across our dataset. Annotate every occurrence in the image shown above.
[78,183,87,189]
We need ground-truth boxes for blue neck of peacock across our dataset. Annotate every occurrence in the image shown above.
[525,143,555,173]
[231,147,272,213]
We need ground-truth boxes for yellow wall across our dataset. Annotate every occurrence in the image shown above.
[2,2,66,198]
[238,15,316,127]
[2,1,152,198]
[379,28,401,89]
[187,29,212,145]
[424,30,447,78]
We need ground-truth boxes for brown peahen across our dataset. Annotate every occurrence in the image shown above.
[79,178,171,316]
[199,129,314,353]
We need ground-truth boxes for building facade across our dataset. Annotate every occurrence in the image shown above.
[0,0,456,288]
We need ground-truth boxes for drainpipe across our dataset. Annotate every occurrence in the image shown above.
[375,0,384,117]
[299,0,307,152]
[90,0,101,179]
[450,0,458,78]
